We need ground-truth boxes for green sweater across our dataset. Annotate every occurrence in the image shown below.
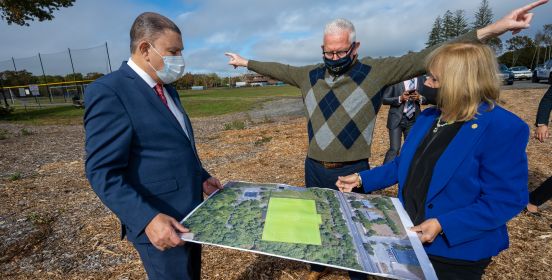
[248,31,479,162]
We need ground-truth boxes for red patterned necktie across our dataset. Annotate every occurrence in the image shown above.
[153,83,168,107]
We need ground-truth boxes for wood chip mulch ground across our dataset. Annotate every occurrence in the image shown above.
[0,88,550,280]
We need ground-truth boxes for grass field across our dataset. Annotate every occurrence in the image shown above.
[0,85,301,125]
[262,197,322,245]
[178,85,300,117]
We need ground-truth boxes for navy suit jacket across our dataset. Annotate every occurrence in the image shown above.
[84,62,210,243]
[359,103,529,261]
[381,76,434,129]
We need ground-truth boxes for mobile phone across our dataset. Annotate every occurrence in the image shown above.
[407,90,416,95]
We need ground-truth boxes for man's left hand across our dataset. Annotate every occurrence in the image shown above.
[410,218,442,243]
[203,176,223,195]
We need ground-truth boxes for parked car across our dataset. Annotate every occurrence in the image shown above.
[509,66,532,80]
[532,59,552,84]
[499,64,514,85]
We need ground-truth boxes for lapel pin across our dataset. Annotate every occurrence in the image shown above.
[471,123,478,129]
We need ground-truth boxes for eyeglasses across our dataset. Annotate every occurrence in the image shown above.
[322,43,355,59]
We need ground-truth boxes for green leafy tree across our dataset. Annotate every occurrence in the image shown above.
[506,35,535,66]
[0,0,75,26]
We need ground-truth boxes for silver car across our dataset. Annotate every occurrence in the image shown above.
[509,66,532,80]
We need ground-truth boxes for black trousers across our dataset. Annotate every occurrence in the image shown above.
[429,255,491,280]
[304,157,369,280]
[530,175,552,206]
[383,116,416,164]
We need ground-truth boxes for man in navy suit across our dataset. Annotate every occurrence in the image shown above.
[381,76,437,163]
[84,12,222,280]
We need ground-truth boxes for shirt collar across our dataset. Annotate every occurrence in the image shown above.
[127,57,157,88]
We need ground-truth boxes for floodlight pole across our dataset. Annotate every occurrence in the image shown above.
[68,48,78,102]
[38,52,52,103]
[105,41,112,73]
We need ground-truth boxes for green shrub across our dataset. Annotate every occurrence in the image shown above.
[0,106,14,116]
[10,173,22,181]
[20,128,33,136]
[254,136,272,146]
[0,129,8,140]
[223,120,246,130]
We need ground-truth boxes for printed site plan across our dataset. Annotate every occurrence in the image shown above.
[180,181,437,280]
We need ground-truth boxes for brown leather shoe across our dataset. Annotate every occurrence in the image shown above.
[305,268,330,280]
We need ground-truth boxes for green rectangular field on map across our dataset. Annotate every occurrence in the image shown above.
[262,197,322,245]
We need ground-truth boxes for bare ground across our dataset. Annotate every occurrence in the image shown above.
[0,88,550,280]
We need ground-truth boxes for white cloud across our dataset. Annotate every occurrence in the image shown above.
[1,0,550,76]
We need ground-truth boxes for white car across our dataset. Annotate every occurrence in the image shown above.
[509,66,532,80]
[532,59,552,84]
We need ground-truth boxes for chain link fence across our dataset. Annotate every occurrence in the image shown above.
[0,43,112,109]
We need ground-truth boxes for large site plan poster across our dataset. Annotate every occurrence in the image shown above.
[180,181,437,280]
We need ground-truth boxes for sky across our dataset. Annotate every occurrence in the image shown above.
[1,0,551,77]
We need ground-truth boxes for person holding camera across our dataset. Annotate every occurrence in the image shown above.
[382,76,437,164]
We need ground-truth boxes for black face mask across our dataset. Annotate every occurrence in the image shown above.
[419,85,439,98]
[323,44,356,76]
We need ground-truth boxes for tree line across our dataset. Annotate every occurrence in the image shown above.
[426,0,552,68]
[0,70,235,90]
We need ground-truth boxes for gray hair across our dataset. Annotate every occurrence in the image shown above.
[324,18,356,43]
[130,12,181,53]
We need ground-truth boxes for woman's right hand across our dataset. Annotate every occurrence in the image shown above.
[336,174,360,193]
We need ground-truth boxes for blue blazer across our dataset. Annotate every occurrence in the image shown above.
[84,62,210,243]
[359,103,529,261]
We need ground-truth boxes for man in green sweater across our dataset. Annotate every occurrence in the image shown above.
[225,1,547,279]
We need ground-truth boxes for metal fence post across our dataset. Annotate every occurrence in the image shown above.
[38,52,53,103]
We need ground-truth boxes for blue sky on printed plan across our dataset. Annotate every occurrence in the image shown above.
[1,0,551,77]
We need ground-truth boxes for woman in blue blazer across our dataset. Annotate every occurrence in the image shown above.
[337,41,529,280]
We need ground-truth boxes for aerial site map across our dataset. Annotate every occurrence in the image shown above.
[180,181,437,280]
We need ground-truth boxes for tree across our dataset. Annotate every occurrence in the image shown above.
[0,0,75,26]
[452,10,469,37]
[543,24,552,62]
[472,0,502,53]
[441,10,456,41]
[472,0,493,28]
[426,16,444,47]
[499,35,535,67]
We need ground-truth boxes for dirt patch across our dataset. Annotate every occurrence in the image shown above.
[0,88,551,279]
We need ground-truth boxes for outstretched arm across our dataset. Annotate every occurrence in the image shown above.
[477,0,548,40]
[369,0,548,88]
[225,52,312,87]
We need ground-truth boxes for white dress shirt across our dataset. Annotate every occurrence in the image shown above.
[127,58,189,138]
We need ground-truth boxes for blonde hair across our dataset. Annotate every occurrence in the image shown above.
[425,42,500,122]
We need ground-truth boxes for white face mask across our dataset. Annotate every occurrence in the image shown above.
[148,43,186,84]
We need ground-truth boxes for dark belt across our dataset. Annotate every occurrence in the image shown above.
[311,158,367,169]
